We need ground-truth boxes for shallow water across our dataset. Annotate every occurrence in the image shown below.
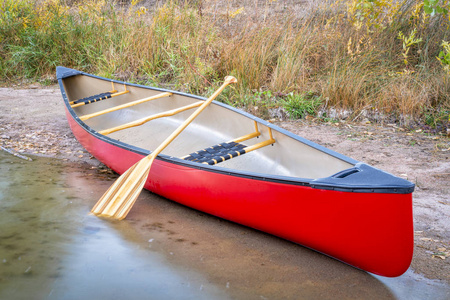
[0,153,229,300]
[0,152,449,300]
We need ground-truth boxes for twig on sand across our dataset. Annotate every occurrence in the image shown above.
[1,146,33,161]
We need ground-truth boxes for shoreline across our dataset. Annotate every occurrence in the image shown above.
[0,84,449,285]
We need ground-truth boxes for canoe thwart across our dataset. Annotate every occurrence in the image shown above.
[79,92,173,121]
[98,100,204,135]
[182,127,275,165]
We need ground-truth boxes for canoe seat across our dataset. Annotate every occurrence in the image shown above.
[72,92,113,105]
[183,142,247,165]
[70,87,129,108]
[183,126,275,166]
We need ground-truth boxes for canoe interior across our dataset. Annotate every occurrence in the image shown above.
[62,74,354,180]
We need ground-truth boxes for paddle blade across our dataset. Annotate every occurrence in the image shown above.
[91,156,153,220]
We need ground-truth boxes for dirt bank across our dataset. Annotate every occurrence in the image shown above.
[0,84,449,285]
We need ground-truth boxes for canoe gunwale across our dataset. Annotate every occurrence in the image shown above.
[56,66,415,195]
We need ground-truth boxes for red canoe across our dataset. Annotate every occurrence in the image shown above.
[56,67,414,277]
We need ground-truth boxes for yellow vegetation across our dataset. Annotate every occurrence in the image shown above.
[0,0,449,128]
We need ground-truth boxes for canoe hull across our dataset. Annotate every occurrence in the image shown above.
[64,107,413,277]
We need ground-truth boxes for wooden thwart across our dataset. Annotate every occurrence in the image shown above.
[233,121,261,143]
[80,92,172,121]
[239,131,275,155]
[98,100,203,135]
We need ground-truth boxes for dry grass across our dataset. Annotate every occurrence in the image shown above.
[0,0,449,130]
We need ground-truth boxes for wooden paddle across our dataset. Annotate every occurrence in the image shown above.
[91,76,237,220]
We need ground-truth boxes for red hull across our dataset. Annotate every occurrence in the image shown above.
[65,108,413,277]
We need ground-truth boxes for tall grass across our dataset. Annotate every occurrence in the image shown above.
[0,0,219,92]
[0,0,449,130]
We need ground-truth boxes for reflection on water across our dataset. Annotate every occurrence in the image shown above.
[0,152,449,300]
[0,153,229,300]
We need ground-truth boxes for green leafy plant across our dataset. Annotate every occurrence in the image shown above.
[424,108,450,128]
[423,0,449,15]
[346,0,390,32]
[437,40,450,75]
[282,92,323,119]
[398,29,423,67]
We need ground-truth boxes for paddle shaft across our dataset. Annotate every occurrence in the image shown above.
[148,76,237,160]
[91,76,237,219]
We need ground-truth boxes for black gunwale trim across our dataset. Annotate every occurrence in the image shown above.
[56,66,415,194]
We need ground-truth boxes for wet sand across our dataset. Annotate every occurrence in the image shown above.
[0,84,449,298]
